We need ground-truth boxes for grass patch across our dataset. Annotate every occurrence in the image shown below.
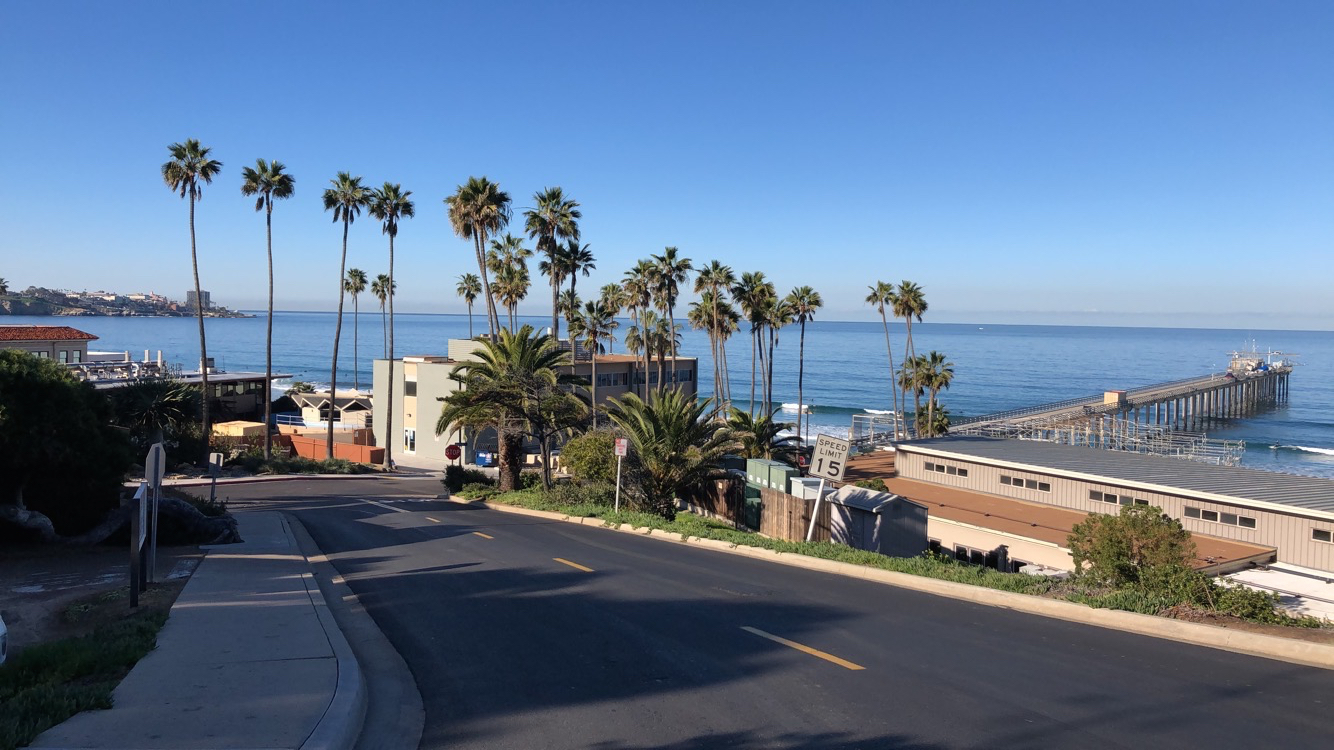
[232,454,374,476]
[0,610,167,750]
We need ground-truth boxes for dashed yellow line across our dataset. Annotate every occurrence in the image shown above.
[740,626,866,671]
[472,531,494,539]
[553,557,594,572]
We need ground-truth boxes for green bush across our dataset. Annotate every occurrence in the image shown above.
[542,481,617,507]
[1068,504,1195,587]
[458,482,500,501]
[520,470,544,490]
[853,478,889,492]
[443,465,492,492]
[558,429,619,485]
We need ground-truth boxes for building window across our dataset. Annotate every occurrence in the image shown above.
[1092,490,1147,507]
[59,350,68,363]
[72,350,82,363]
[35,350,50,358]
[1185,505,1255,529]
[1004,475,1049,492]
[404,380,417,397]
[1312,529,1332,544]
[403,429,416,453]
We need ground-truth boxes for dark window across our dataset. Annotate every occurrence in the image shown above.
[925,462,936,472]
[1024,479,1038,490]
[1185,507,1201,519]
[1239,517,1257,529]
[1001,476,1012,486]
[955,546,968,562]
[1037,482,1051,492]
[1221,513,1238,526]
[1090,490,1103,501]
[404,380,417,397]
[958,468,969,478]
[1134,499,1149,506]
[969,550,986,565]
[1314,529,1333,543]
[1201,510,1219,522]
[928,539,942,554]
[946,466,957,475]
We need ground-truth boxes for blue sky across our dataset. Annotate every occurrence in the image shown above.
[2,1,1331,328]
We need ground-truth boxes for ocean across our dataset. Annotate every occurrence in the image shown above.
[11,313,1333,479]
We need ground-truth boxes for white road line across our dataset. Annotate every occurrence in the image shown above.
[362,499,412,514]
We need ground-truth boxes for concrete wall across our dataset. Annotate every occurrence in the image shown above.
[897,448,1334,573]
[1,340,90,361]
[927,516,1072,571]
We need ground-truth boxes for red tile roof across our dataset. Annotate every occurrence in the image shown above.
[0,325,99,342]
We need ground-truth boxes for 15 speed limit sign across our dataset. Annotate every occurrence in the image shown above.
[809,434,850,482]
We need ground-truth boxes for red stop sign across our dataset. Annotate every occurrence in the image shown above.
[445,445,462,460]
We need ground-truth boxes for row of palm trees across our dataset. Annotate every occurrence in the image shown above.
[866,280,934,439]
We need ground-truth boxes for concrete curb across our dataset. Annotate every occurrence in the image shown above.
[465,499,1334,670]
[124,473,438,489]
[279,515,368,750]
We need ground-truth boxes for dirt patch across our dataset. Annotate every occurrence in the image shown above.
[1159,603,1334,644]
[0,543,202,656]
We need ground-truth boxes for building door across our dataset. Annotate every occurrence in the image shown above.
[403,428,416,454]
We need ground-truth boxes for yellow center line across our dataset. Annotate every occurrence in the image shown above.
[473,531,494,539]
[553,557,594,572]
[740,626,866,671]
[426,517,442,523]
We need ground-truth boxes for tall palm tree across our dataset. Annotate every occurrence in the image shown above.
[344,269,368,392]
[727,408,801,464]
[623,261,656,398]
[866,282,901,439]
[921,350,954,437]
[763,297,793,413]
[456,273,481,338]
[161,139,222,463]
[0,278,9,295]
[694,261,735,410]
[570,299,615,428]
[598,283,627,353]
[524,187,581,340]
[894,281,928,436]
[785,286,822,441]
[564,240,595,309]
[240,159,294,460]
[445,177,511,341]
[606,390,737,520]
[651,247,692,387]
[372,274,394,357]
[321,173,371,460]
[493,262,530,332]
[369,183,415,470]
[731,272,772,415]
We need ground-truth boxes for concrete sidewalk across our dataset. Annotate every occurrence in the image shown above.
[32,512,365,750]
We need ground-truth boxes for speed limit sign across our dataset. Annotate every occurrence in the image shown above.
[809,434,850,482]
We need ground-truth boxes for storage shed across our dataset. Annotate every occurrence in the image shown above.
[827,486,928,558]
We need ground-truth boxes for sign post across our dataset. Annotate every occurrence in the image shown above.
[613,438,629,512]
[805,434,850,542]
[208,452,223,504]
[129,483,148,607]
[144,443,166,583]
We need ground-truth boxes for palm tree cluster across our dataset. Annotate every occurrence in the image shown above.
[866,280,939,438]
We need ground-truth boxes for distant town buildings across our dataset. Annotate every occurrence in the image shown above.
[185,290,212,311]
[0,286,244,317]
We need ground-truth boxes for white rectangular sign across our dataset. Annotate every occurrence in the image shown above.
[614,438,629,457]
[209,452,223,478]
[809,434,850,482]
[145,443,166,488]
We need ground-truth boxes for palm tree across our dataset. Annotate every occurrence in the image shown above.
[161,139,222,463]
[606,390,737,520]
[436,325,584,490]
[321,172,371,460]
[785,286,822,442]
[0,278,9,295]
[570,299,615,428]
[456,273,481,338]
[344,269,367,391]
[727,408,801,464]
[598,283,627,353]
[563,240,595,310]
[445,177,511,340]
[894,281,928,436]
[763,297,793,413]
[732,272,772,415]
[651,247,692,387]
[372,274,394,357]
[866,282,901,439]
[524,187,581,340]
[713,299,741,407]
[921,350,954,437]
[493,262,530,332]
[107,379,202,449]
[623,261,656,398]
[694,261,735,410]
[240,158,295,460]
[369,183,415,470]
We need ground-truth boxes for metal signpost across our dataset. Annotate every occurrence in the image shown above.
[614,438,629,512]
[129,482,148,607]
[805,434,850,542]
[145,443,166,583]
[208,452,223,504]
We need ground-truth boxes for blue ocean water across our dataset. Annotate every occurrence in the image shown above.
[10,313,1333,478]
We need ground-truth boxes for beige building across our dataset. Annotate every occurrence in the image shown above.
[0,325,97,362]
[894,436,1334,574]
[372,339,698,469]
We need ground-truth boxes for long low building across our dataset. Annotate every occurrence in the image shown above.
[893,436,1334,574]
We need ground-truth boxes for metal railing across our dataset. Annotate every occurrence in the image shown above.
[953,372,1229,428]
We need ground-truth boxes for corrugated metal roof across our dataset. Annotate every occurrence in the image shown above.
[900,436,1334,516]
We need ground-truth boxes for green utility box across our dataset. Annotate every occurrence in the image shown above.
[746,458,775,488]
[744,483,761,500]
[744,497,763,530]
[769,463,800,494]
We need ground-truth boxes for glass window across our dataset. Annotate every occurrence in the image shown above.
[1314,529,1332,543]
[1185,507,1201,519]
[925,463,936,472]
[1134,499,1149,506]
[969,550,985,565]
[404,380,417,397]
[1089,490,1103,501]
[59,350,68,363]
[1038,482,1051,492]
[403,429,416,452]
[1024,479,1038,490]
[1239,517,1257,529]
[958,468,968,478]
[1201,510,1219,522]
[1221,513,1238,526]
[36,350,49,358]
[1001,476,1012,486]
[946,466,957,475]
[1119,496,1132,506]
[72,349,82,363]
[955,546,968,562]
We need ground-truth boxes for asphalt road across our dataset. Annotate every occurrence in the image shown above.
[217,477,1334,750]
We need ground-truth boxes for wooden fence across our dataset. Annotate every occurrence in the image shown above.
[759,488,830,543]
[681,477,743,525]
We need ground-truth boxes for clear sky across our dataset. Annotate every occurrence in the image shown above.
[2,1,1331,329]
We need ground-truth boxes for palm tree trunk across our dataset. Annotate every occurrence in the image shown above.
[878,309,898,439]
[352,294,360,392]
[264,201,274,461]
[189,193,211,465]
[384,232,396,470]
[927,389,937,437]
[551,270,560,341]
[904,318,918,437]
[328,219,349,460]
[591,338,599,429]
[668,300,678,390]
[466,301,474,338]
[642,308,652,399]
[749,330,757,416]
[797,320,806,442]
[380,304,387,358]
[472,233,499,341]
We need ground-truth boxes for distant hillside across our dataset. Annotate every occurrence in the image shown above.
[0,296,94,316]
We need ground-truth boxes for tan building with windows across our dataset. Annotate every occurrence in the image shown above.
[0,325,97,362]
[894,436,1334,574]
[372,339,698,469]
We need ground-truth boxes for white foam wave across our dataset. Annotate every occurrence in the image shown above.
[1282,445,1334,456]
[781,403,812,413]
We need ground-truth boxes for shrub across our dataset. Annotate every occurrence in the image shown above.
[853,478,889,492]
[542,481,617,507]
[443,465,492,492]
[458,482,499,501]
[1067,504,1195,587]
[559,429,619,485]
[520,470,544,490]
